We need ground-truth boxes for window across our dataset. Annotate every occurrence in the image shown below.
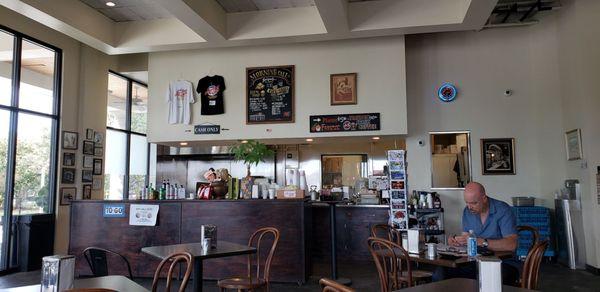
[0,26,61,270]
[105,72,150,200]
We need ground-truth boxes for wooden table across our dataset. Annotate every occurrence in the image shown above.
[377,249,513,268]
[142,240,256,292]
[4,275,148,292]
[392,278,534,291]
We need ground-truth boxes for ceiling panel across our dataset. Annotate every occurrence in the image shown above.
[216,0,315,13]
[80,0,172,22]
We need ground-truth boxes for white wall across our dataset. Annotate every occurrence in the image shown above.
[404,21,566,245]
[146,37,407,143]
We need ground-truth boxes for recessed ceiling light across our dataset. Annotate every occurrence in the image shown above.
[180,142,188,146]
[306,138,313,142]
[372,136,380,140]
[105,1,116,7]
[241,140,248,144]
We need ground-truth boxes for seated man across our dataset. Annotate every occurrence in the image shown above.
[433,182,519,284]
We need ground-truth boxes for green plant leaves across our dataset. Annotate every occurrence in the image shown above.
[230,140,274,166]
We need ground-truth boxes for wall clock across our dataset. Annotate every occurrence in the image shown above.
[437,83,457,102]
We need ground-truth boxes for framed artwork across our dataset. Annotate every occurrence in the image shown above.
[62,131,78,150]
[83,156,93,168]
[93,158,103,175]
[85,128,94,140]
[94,131,104,144]
[92,176,103,190]
[565,129,583,161]
[61,168,76,184]
[246,65,295,124]
[60,187,76,205]
[83,141,94,155]
[62,152,75,167]
[330,73,357,105]
[94,146,104,157]
[481,138,516,175]
[82,170,93,183]
[83,185,92,200]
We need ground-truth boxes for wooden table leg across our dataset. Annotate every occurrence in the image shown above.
[193,258,203,292]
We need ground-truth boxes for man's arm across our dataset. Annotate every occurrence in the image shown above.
[477,234,517,251]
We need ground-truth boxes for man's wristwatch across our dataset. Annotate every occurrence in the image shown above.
[482,238,489,248]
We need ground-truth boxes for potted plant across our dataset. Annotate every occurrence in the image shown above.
[230,140,274,199]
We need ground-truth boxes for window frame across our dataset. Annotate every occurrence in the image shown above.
[106,70,149,200]
[0,24,62,272]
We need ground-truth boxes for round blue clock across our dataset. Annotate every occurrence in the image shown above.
[437,83,457,102]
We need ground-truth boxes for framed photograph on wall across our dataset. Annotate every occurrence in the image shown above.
[62,131,78,150]
[330,73,357,105]
[565,129,583,161]
[83,184,92,200]
[94,131,104,144]
[94,146,103,157]
[61,168,76,184]
[93,158,103,175]
[62,152,75,167]
[86,128,94,140]
[481,138,516,175]
[60,187,76,205]
[83,156,93,169]
[92,176,103,190]
[82,170,93,183]
[83,141,94,155]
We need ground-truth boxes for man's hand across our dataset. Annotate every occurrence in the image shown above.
[449,234,468,246]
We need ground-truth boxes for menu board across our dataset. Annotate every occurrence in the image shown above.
[309,113,380,133]
[388,150,408,230]
[246,65,295,124]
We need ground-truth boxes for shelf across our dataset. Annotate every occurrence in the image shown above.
[412,208,444,213]
[423,230,445,235]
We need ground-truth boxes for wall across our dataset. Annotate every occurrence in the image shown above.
[404,19,566,247]
[146,37,407,143]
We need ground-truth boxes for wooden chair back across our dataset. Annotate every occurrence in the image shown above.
[370,224,401,245]
[517,225,540,253]
[521,240,548,290]
[82,247,133,279]
[367,237,412,292]
[151,252,193,292]
[319,278,356,292]
[246,227,280,283]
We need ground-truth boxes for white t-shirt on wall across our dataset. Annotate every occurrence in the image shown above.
[166,80,195,124]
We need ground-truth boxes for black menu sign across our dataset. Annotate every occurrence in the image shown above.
[310,113,381,133]
[246,65,295,124]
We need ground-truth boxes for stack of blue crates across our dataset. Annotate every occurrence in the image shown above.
[512,206,555,259]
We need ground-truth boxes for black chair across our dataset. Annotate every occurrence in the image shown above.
[82,247,133,279]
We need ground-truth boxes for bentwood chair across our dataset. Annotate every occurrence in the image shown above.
[517,225,540,253]
[151,252,193,292]
[218,227,280,292]
[319,278,356,292]
[65,289,117,292]
[82,247,133,279]
[520,240,549,290]
[369,237,428,291]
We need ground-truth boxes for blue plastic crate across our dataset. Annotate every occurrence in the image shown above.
[513,206,554,258]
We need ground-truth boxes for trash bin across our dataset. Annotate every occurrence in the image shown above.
[14,214,55,272]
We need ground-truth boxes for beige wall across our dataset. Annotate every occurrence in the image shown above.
[146,37,407,143]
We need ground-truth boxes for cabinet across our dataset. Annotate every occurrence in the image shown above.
[432,154,458,188]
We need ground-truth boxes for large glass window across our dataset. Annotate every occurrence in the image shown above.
[0,26,60,271]
[105,72,149,199]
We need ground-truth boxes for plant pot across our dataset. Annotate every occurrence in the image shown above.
[210,181,228,199]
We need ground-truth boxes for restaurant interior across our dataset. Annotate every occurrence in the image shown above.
[0,0,600,291]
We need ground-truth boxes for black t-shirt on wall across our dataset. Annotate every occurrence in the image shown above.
[197,75,225,115]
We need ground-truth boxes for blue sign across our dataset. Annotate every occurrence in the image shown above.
[437,83,457,102]
[103,204,126,218]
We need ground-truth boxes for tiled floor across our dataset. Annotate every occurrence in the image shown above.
[0,260,599,291]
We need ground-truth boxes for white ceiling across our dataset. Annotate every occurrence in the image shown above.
[1,0,500,55]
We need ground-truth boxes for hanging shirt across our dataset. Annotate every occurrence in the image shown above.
[197,75,225,115]
[166,80,195,124]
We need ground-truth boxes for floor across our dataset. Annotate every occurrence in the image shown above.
[0,260,599,291]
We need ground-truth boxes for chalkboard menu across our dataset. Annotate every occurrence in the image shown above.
[246,65,295,124]
[310,113,381,133]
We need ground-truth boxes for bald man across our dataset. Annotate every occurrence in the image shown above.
[434,182,519,284]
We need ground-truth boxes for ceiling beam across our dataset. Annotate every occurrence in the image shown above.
[154,0,227,42]
[313,0,349,34]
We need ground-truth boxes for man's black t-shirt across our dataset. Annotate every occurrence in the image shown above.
[197,75,225,115]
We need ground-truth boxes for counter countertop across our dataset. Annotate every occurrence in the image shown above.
[71,199,388,208]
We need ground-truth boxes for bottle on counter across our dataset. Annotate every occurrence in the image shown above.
[141,186,147,200]
[467,230,477,259]
[159,180,166,200]
[178,185,186,199]
[433,193,442,209]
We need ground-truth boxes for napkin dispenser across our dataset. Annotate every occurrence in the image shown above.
[478,257,502,292]
[41,255,75,292]
[407,229,422,254]
[201,224,218,248]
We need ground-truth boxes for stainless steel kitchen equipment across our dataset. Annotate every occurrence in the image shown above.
[555,179,586,269]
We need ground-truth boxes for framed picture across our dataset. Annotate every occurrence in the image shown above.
[94,146,103,157]
[565,129,583,161]
[83,141,94,155]
[61,168,76,184]
[330,73,357,105]
[62,152,75,167]
[82,170,93,183]
[83,185,92,200]
[246,65,295,124]
[62,131,78,150]
[86,128,94,140]
[94,131,104,144]
[60,187,76,205]
[83,156,93,168]
[93,158,103,175]
[481,138,516,175]
[92,176,103,190]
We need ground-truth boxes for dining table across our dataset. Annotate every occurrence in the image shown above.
[142,240,256,292]
[376,248,514,268]
[4,275,148,292]
[392,277,535,291]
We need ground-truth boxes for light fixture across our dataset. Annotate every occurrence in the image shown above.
[241,140,248,144]
[306,138,314,142]
[372,136,380,140]
[105,1,116,7]
[180,142,188,146]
